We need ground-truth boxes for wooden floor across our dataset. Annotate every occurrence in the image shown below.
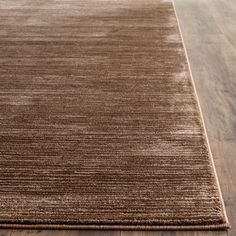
[1,0,235,235]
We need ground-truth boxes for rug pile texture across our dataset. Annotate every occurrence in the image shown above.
[0,0,228,230]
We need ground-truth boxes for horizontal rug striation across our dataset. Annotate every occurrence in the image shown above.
[0,0,228,230]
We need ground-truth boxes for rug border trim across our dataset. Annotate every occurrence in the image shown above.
[0,223,230,230]
[172,0,229,228]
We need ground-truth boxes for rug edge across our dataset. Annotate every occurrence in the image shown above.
[172,0,229,228]
[0,223,230,230]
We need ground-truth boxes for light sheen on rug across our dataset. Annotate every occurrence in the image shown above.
[0,0,228,230]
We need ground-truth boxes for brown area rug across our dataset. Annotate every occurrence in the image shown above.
[0,0,229,230]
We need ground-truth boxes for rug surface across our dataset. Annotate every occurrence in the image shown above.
[0,0,228,230]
